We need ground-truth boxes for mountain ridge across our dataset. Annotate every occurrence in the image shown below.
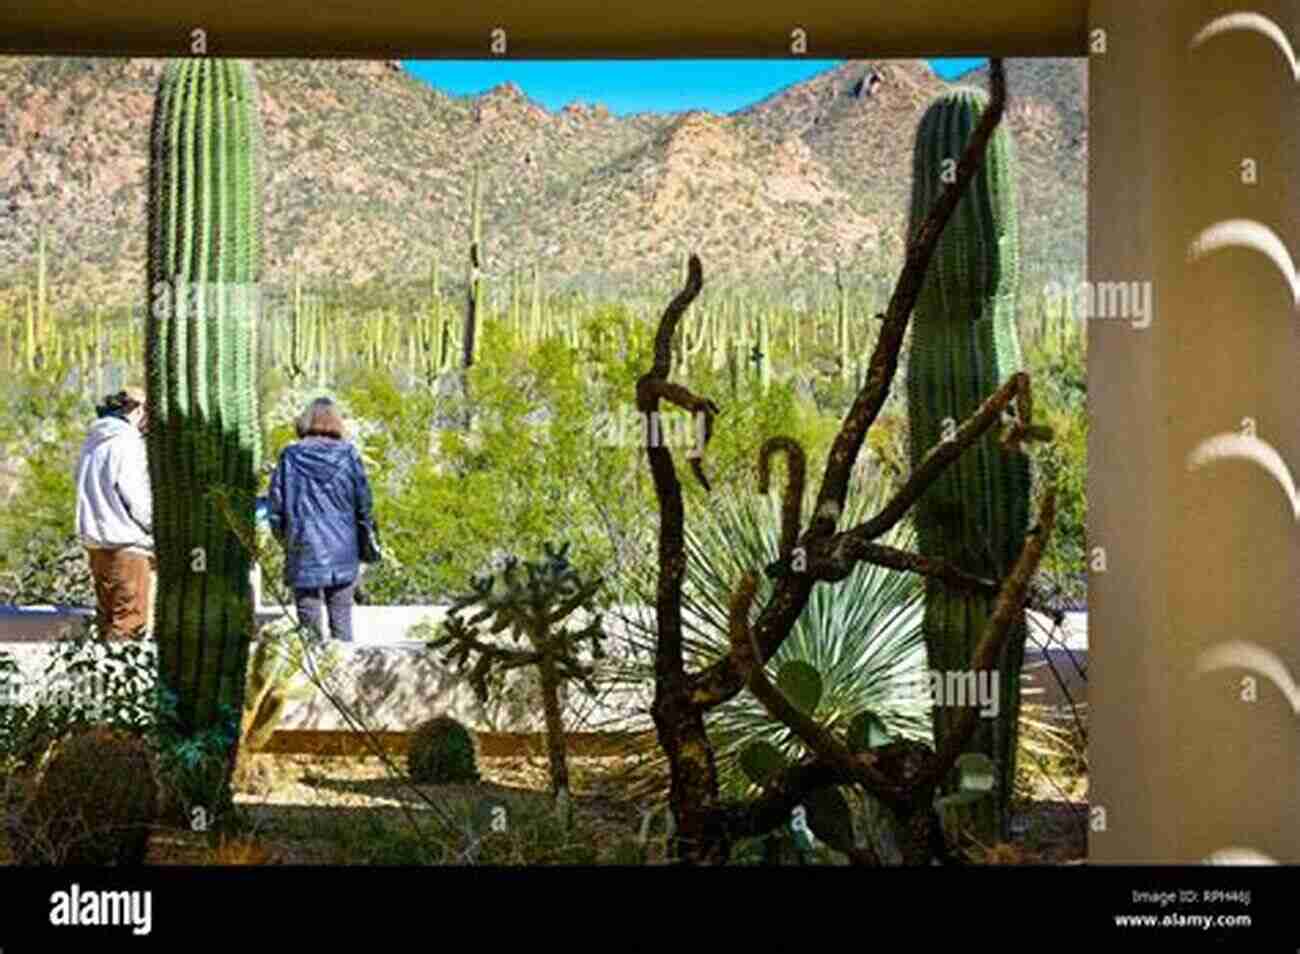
[0,57,1086,310]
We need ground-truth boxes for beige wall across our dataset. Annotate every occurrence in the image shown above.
[1089,0,1300,862]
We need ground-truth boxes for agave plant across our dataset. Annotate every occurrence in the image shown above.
[600,473,931,805]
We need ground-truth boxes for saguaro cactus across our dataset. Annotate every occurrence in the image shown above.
[904,86,1030,839]
[145,59,264,742]
[463,164,483,370]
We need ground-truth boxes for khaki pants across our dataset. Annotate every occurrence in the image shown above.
[86,548,155,640]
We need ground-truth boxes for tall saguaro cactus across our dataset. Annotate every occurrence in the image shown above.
[463,164,483,371]
[145,59,264,742]
[904,86,1030,840]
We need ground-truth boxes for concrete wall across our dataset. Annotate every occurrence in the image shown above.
[0,604,653,734]
[0,604,1084,735]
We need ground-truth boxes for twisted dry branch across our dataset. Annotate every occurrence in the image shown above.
[799,371,1052,582]
[757,436,806,559]
[685,59,1011,713]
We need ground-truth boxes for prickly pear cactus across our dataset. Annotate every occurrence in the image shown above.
[144,59,264,738]
[904,85,1030,838]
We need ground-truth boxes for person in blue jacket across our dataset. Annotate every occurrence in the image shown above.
[265,397,377,642]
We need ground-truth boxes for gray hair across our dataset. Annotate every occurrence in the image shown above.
[295,396,346,440]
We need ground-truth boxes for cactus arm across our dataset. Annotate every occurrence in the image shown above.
[756,436,806,560]
[36,224,47,355]
[22,287,34,372]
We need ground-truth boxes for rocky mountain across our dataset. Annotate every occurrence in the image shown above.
[0,56,1086,310]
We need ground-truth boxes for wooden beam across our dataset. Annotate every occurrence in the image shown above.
[1,1,1087,58]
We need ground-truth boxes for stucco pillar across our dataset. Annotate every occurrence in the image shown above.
[1088,0,1300,862]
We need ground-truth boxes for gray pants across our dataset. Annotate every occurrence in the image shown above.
[294,579,356,642]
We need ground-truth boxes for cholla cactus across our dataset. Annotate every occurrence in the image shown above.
[428,541,606,816]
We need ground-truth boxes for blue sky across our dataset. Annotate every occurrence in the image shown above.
[401,58,986,117]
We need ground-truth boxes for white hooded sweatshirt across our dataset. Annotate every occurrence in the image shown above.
[74,415,154,554]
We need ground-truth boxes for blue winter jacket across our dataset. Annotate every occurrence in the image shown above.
[267,436,375,589]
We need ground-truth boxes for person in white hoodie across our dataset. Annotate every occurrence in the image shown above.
[74,387,155,640]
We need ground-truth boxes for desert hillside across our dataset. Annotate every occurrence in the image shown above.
[0,57,1086,307]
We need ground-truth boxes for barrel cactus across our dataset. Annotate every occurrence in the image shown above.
[144,58,264,747]
[904,86,1030,839]
[13,726,159,865]
[408,715,481,784]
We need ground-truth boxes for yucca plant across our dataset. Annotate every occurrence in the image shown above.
[601,476,930,808]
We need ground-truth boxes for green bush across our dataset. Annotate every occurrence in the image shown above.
[607,475,930,806]
[0,373,95,606]
[0,624,239,830]
[381,313,651,599]
[0,621,158,780]
[1023,320,1087,603]
[0,282,1085,617]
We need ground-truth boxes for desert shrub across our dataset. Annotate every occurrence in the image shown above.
[0,622,158,782]
[0,624,240,829]
[147,687,242,828]
[392,315,650,598]
[11,724,159,865]
[604,476,930,805]
[0,373,95,606]
[1023,323,1087,604]
[239,625,343,754]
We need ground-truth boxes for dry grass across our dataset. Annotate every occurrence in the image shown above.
[209,834,274,865]
[3,730,1087,865]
